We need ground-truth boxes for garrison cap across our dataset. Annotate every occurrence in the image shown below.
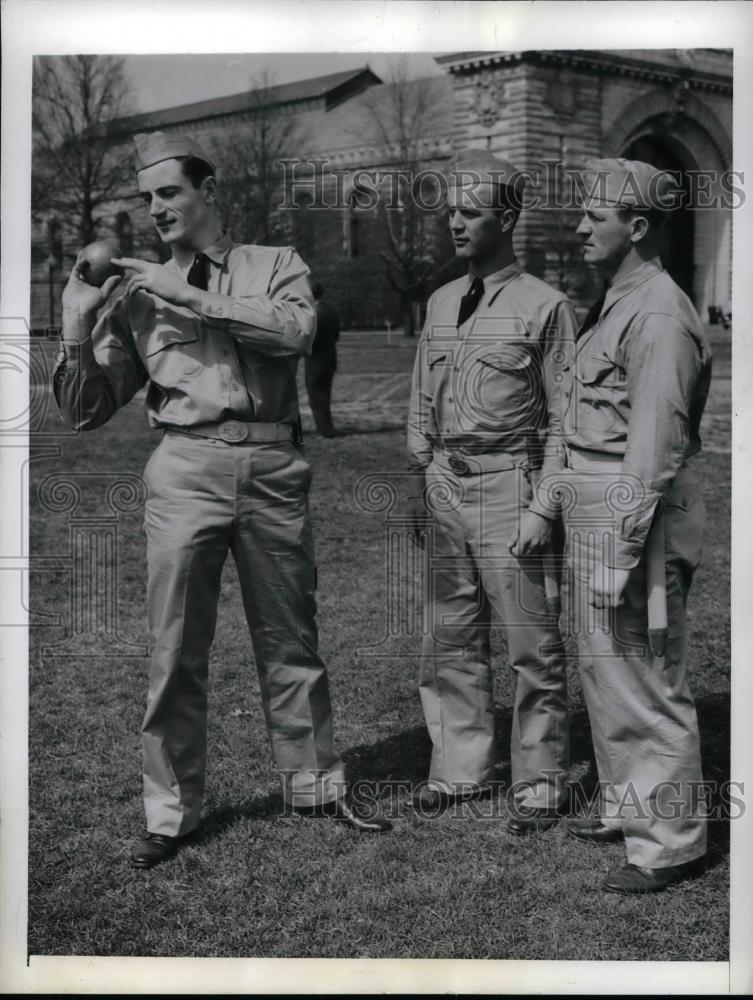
[448,149,526,209]
[133,131,215,173]
[582,157,682,211]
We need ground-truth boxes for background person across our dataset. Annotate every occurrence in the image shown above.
[305,280,340,437]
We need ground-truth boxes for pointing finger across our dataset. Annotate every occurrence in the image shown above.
[112,257,147,271]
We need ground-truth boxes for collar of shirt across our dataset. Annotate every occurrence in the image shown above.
[601,256,664,318]
[165,232,234,276]
[470,258,522,306]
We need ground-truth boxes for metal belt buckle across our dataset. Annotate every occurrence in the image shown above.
[218,420,249,443]
[447,454,470,476]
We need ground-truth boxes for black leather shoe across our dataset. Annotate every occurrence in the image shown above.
[130,833,180,869]
[412,784,488,814]
[506,806,562,836]
[567,817,624,844]
[602,858,706,894]
[326,796,393,834]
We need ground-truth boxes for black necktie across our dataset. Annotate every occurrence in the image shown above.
[457,277,484,327]
[186,252,210,291]
[577,292,606,340]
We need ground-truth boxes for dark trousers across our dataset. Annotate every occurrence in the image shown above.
[305,358,336,436]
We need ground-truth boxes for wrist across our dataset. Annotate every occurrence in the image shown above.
[181,286,205,313]
[62,309,95,343]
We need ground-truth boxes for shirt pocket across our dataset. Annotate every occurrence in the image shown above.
[459,343,540,429]
[575,354,626,388]
[142,326,204,386]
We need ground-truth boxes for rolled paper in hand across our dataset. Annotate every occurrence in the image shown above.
[646,508,667,657]
[543,545,561,618]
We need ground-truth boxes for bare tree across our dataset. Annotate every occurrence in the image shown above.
[32,55,134,248]
[358,58,448,337]
[214,70,299,245]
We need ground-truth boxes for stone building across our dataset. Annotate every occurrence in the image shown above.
[440,49,733,319]
[31,49,732,331]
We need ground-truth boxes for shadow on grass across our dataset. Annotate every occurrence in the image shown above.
[196,690,731,867]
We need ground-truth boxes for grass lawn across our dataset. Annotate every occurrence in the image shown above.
[28,328,731,960]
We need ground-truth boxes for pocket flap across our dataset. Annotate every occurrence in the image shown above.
[576,355,622,385]
[144,327,200,358]
[478,349,532,373]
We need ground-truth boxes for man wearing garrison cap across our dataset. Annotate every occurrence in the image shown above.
[54,131,391,868]
[407,149,576,834]
[560,158,711,892]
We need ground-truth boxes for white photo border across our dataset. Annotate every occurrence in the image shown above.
[2,0,751,993]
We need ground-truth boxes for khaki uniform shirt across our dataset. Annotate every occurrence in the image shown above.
[563,257,712,569]
[407,260,577,518]
[54,234,315,430]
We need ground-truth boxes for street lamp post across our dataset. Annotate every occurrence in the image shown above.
[45,212,62,334]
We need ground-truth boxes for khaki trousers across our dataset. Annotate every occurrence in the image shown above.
[419,460,569,809]
[142,431,345,836]
[563,456,707,868]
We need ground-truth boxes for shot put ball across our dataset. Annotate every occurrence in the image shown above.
[77,240,124,287]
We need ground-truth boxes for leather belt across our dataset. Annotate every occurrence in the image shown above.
[164,420,295,444]
[564,445,623,471]
[434,449,531,477]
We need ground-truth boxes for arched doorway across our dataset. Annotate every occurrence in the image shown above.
[622,134,695,301]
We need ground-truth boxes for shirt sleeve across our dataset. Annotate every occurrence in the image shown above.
[53,297,148,431]
[529,298,577,518]
[200,246,316,358]
[606,313,702,570]
[406,298,436,470]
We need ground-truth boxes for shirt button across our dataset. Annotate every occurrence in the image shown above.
[55,350,66,364]
[231,383,241,391]
[222,349,229,357]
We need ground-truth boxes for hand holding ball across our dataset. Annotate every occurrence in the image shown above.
[77,240,124,287]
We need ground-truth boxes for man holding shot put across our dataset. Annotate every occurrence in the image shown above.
[407,150,576,834]
[54,131,390,869]
[560,158,711,892]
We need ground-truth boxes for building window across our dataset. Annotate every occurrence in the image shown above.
[294,193,316,258]
[115,211,133,256]
[349,213,360,258]
[344,186,370,258]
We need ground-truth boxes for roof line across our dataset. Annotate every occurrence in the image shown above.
[107,66,382,136]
